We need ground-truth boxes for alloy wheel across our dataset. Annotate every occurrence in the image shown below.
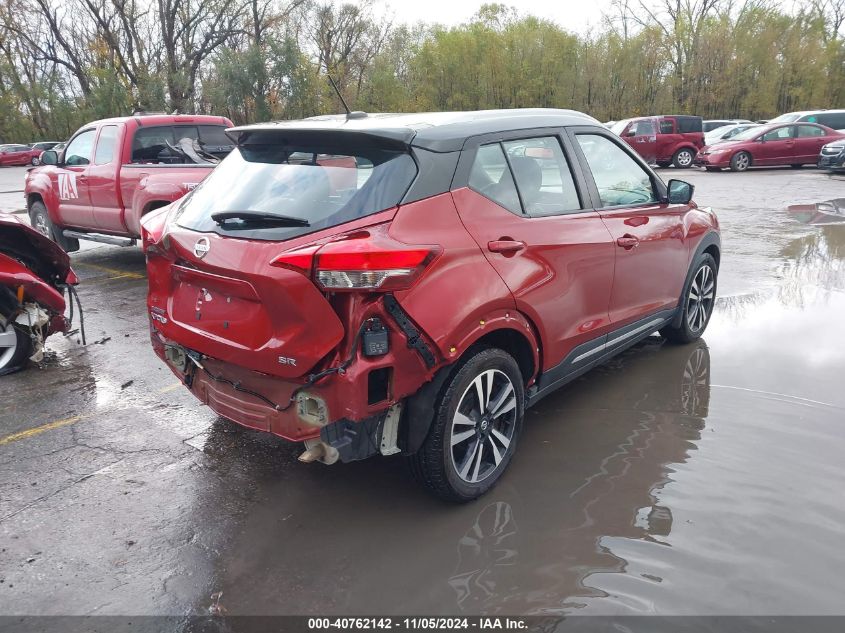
[450,369,518,484]
[0,323,20,370]
[687,265,715,332]
[735,153,749,171]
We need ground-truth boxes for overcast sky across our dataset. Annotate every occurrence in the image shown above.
[371,0,617,34]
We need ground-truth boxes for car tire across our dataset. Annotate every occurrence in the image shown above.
[29,200,80,253]
[672,148,694,169]
[660,253,718,344]
[408,347,525,502]
[30,156,39,166]
[730,151,751,172]
[0,322,33,376]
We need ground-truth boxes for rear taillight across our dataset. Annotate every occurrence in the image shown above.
[271,224,440,291]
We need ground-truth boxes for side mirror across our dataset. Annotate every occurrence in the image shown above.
[626,129,637,137]
[667,179,694,205]
[40,150,59,165]
[757,137,766,143]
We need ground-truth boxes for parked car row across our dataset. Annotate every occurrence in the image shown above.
[0,141,63,166]
[606,109,845,173]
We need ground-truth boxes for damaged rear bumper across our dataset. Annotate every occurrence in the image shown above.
[150,326,410,460]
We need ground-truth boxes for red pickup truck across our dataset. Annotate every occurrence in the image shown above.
[24,113,233,252]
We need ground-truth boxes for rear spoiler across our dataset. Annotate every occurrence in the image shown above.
[225,126,415,152]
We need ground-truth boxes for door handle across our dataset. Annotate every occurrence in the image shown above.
[77,174,88,181]
[488,239,526,254]
[616,234,640,250]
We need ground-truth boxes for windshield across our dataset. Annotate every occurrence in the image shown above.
[769,113,801,123]
[174,144,417,241]
[705,125,734,139]
[610,119,631,135]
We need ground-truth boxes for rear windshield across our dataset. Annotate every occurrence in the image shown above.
[173,145,417,241]
[131,125,234,163]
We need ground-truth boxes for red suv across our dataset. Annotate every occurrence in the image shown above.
[612,115,705,168]
[141,109,720,501]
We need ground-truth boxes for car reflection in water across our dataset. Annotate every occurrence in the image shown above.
[446,339,711,614]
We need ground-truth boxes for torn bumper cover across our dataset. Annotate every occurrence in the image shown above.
[150,326,407,456]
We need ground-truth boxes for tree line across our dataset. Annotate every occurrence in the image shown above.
[0,0,843,143]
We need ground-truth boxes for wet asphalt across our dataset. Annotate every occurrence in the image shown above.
[1,165,844,618]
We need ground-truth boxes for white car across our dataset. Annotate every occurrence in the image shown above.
[770,109,845,132]
[704,123,760,145]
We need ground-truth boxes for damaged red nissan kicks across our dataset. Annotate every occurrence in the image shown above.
[141,109,720,501]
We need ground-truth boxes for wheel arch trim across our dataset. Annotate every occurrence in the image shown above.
[670,231,720,328]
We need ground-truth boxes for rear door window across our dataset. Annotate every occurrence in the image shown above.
[659,119,675,134]
[174,144,417,241]
[796,125,826,137]
[502,137,581,215]
[575,134,658,207]
[468,143,521,214]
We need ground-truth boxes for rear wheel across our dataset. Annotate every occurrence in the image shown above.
[0,322,33,375]
[408,347,524,502]
[29,200,79,253]
[672,148,695,169]
[730,151,751,172]
[661,253,718,344]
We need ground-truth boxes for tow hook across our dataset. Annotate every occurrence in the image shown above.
[298,438,340,465]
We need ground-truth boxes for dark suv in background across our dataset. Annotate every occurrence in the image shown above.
[612,115,704,168]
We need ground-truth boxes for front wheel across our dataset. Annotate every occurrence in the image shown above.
[408,348,524,502]
[29,200,80,253]
[730,151,751,172]
[0,322,33,375]
[672,148,695,169]
[660,253,718,344]
[30,156,40,166]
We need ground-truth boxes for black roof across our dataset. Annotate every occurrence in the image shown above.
[227,108,601,152]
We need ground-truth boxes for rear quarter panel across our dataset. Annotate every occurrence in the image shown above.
[390,194,530,366]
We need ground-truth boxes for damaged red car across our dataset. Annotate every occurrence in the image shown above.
[141,109,721,501]
[1,213,83,374]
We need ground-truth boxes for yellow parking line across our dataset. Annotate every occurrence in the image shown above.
[74,262,145,280]
[0,383,181,447]
[0,415,84,446]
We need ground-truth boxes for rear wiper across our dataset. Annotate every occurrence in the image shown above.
[211,211,310,228]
